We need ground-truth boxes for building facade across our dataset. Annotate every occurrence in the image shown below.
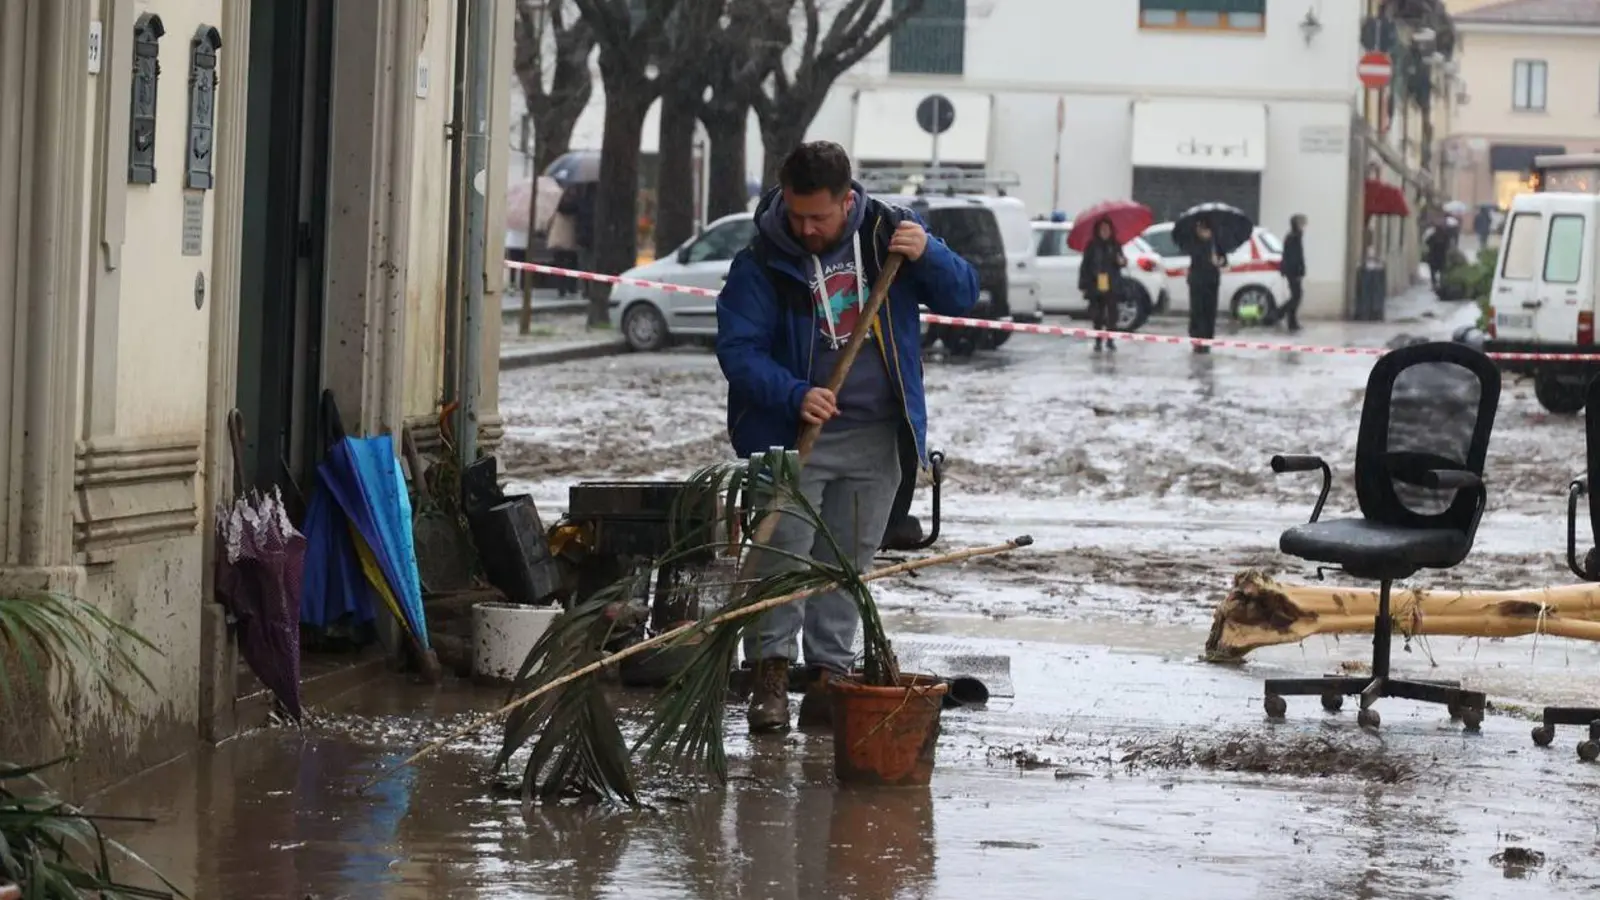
[0,0,512,791]
[804,0,1362,318]
[1445,0,1600,212]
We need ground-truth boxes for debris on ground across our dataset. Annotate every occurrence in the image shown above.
[987,745,1054,770]
[1116,733,1418,784]
[1490,847,1546,878]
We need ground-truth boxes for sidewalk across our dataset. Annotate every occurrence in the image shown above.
[500,288,587,319]
[499,311,625,370]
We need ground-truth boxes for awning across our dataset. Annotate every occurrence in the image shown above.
[1131,100,1266,173]
[1364,178,1409,217]
[851,88,992,165]
[1490,143,1566,173]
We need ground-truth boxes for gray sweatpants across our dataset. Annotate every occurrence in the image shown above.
[744,420,903,673]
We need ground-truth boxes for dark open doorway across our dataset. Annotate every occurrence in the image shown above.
[237,0,332,513]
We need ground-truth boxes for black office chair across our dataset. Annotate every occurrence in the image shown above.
[1265,341,1499,731]
[1531,374,1600,760]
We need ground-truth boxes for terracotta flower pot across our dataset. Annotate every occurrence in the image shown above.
[827,673,949,787]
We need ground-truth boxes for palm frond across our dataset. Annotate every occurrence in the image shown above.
[0,593,161,716]
[0,758,186,899]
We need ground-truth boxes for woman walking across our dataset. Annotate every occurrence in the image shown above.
[1079,217,1127,353]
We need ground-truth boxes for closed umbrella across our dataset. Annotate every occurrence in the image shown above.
[1067,200,1154,251]
[1173,202,1254,255]
[214,410,305,719]
[545,149,600,186]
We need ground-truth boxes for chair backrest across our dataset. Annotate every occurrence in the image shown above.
[1354,342,1500,532]
[1584,375,1600,543]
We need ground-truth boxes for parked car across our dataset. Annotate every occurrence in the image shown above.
[611,212,755,352]
[1482,190,1600,414]
[1031,220,1166,331]
[909,193,1042,354]
[1140,223,1288,320]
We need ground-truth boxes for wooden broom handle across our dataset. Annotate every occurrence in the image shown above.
[794,253,905,461]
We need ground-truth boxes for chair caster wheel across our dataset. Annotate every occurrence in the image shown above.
[1321,691,1343,712]
[1264,693,1287,719]
[1533,725,1555,747]
[1460,707,1483,732]
[1579,740,1600,762]
[1357,708,1381,729]
[1447,700,1462,721]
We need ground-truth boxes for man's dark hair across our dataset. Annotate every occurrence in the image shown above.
[778,141,854,197]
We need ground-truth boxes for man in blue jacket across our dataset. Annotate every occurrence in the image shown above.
[716,141,979,734]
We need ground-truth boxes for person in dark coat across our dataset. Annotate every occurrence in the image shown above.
[1473,205,1492,251]
[1268,214,1307,332]
[1187,219,1226,354]
[1078,217,1127,353]
[1425,218,1453,292]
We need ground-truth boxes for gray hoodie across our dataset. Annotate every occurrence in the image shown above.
[756,184,899,429]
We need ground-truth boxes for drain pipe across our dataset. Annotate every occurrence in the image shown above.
[455,0,491,469]
[441,0,471,407]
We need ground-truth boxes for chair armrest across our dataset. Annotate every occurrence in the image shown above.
[1269,454,1332,523]
[1569,478,1597,581]
[1270,454,1326,474]
[1421,469,1482,490]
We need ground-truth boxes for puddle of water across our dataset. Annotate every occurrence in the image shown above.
[93,631,1600,899]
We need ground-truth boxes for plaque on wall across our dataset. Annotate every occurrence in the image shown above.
[128,13,165,185]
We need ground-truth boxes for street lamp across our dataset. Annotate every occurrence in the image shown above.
[1299,7,1322,44]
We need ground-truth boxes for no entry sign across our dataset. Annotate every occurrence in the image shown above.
[1358,51,1393,89]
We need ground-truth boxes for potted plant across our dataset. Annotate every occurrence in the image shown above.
[492,449,975,801]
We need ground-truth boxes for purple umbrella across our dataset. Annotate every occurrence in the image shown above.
[215,410,305,719]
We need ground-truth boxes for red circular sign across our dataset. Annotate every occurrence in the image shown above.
[1358,51,1393,89]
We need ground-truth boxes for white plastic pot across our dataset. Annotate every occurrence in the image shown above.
[472,602,561,683]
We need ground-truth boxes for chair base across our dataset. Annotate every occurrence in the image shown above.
[1264,675,1486,731]
[1531,707,1600,761]
[1259,578,1486,732]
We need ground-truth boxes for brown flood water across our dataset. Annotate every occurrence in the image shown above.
[98,630,1600,899]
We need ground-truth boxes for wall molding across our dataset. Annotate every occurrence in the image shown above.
[404,412,504,459]
[73,434,202,563]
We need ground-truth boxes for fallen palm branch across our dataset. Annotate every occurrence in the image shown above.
[1204,570,1600,660]
[363,532,1031,793]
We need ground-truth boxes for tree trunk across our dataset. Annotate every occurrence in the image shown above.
[1204,571,1600,661]
[760,118,809,193]
[702,105,750,219]
[654,89,699,257]
[589,90,652,327]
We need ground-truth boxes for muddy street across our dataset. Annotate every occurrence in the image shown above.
[105,308,1600,898]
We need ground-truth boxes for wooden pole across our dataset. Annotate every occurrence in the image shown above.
[363,534,1031,789]
[1205,570,1600,660]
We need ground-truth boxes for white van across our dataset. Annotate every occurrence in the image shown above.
[1484,191,1600,413]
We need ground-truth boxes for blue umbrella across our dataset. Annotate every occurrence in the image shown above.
[544,149,599,187]
[317,433,430,651]
[300,476,379,632]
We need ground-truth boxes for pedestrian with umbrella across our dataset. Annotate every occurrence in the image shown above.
[1069,200,1153,354]
[215,410,306,720]
[1173,202,1253,354]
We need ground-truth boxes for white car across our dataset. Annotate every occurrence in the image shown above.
[609,213,756,351]
[1140,223,1289,319]
[1031,220,1167,330]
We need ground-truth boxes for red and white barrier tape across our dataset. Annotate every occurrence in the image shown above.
[505,260,1600,363]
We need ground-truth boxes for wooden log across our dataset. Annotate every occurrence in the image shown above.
[1205,570,1600,661]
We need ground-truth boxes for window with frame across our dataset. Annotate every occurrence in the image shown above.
[889,0,966,75]
[1139,0,1265,31]
[1500,212,1544,280]
[1034,228,1077,258]
[1543,214,1585,284]
[1513,59,1548,111]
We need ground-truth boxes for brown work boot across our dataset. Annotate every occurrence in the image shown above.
[796,669,836,730]
[746,657,792,734]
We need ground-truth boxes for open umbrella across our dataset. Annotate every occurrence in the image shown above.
[544,149,600,187]
[1067,200,1154,252]
[505,175,564,235]
[1173,202,1254,255]
[215,410,305,719]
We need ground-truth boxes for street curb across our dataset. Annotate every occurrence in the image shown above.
[500,301,588,319]
[499,339,629,370]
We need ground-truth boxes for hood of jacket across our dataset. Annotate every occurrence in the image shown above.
[754,182,870,271]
